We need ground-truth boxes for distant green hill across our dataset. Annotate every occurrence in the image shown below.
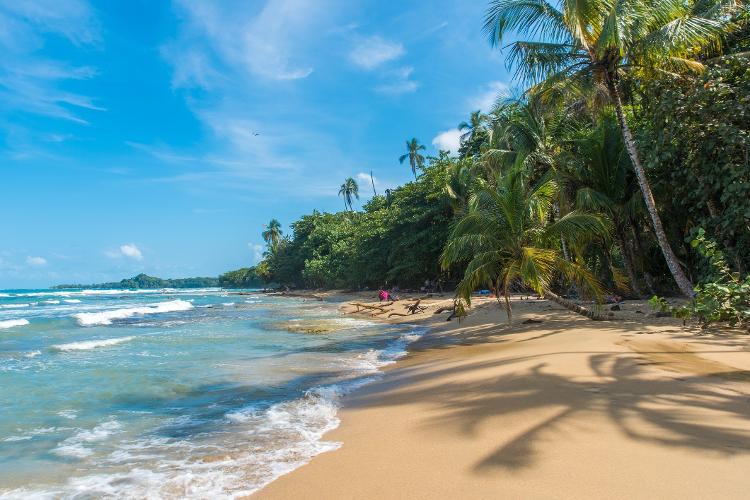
[54,269,265,290]
[53,273,219,290]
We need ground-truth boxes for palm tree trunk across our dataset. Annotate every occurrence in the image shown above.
[542,289,607,320]
[606,77,694,297]
[614,232,643,298]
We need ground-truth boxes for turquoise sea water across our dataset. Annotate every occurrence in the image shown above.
[0,289,423,498]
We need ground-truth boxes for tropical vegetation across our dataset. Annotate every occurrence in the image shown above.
[245,0,749,326]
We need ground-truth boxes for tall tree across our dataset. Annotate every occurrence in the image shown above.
[339,177,360,211]
[399,138,426,179]
[483,0,738,296]
[262,219,283,251]
[571,113,645,296]
[458,110,490,158]
[442,169,609,321]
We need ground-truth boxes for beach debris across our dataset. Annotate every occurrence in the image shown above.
[610,304,621,311]
[349,302,393,313]
[522,318,543,324]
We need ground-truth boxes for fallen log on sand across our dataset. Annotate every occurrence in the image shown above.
[349,302,394,313]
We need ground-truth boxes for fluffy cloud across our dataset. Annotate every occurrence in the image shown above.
[105,244,143,261]
[166,0,323,83]
[248,243,264,263]
[468,81,510,112]
[374,66,418,95]
[432,129,462,154]
[349,36,404,70]
[26,256,48,266]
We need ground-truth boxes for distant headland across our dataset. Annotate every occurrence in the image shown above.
[53,269,263,290]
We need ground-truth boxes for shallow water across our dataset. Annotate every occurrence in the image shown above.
[0,288,423,498]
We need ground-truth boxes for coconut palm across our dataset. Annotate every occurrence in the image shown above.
[570,113,646,296]
[262,219,283,251]
[441,169,609,321]
[483,0,738,296]
[338,177,359,211]
[399,138,426,179]
[458,111,491,158]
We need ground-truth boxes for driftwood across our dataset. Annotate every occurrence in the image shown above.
[387,299,428,318]
[433,305,455,314]
[349,301,393,313]
[406,299,428,314]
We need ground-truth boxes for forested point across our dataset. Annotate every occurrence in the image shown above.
[54,270,268,290]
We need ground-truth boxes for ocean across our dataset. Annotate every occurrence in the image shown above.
[0,288,423,498]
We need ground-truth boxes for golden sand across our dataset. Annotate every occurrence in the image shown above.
[253,293,750,499]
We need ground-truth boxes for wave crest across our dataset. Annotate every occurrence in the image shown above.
[52,336,135,352]
[73,300,194,326]
[0,319,29,330]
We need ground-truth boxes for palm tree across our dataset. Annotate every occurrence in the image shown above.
[458,110,490,154]
[399,138,426,179]
[442,169,609,321]
[262,219,283,251]
[339,177,359,211]
[570,113,646,297]
[483,0,738,297]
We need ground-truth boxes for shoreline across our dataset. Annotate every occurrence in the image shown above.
[252,291,750,499]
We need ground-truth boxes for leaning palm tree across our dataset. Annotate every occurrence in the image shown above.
[442,169,609,321]
[262,219,283,251]
[483,0,739,297]
[338,177,359,211]
[399,138,426,179]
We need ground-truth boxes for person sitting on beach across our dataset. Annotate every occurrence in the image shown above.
[378,289,391,302]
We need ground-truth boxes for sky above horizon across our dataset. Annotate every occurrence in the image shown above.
[1,0,513,289]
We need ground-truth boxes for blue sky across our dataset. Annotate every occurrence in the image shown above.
[0,0,513,288]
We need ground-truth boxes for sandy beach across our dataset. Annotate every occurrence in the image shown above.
[254,293,750,499]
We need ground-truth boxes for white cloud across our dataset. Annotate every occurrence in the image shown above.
[349,35,404,70]
[248,243,264,263]
[105,244,143,261]
[468,81,510,113]
[356,172,373,183]
[120,244,143,260]
[432,129,462,154]
[374,66,418,95]
[167,0,322,83]
[356,171,377,193]
[0,1,103,125]
[26,256,47,266]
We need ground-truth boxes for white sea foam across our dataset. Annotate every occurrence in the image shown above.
[25,350,41,358]
[52,420,122,458]
[0,319,29,329]
[0,303,31,309]
[52,336,135,352]
[64,299,82,303]
[2,305,426,500]
[73,299,194,326]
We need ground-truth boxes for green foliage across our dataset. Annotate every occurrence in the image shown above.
[639,53,750,275]
[399,138,427,179]
[218,268,265,289]
[263,158,455,289]
[442,168,607,320]
[235,0,747,330]
[54,273,219,290]
[651,230,750,330]
[338,178,360,211]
